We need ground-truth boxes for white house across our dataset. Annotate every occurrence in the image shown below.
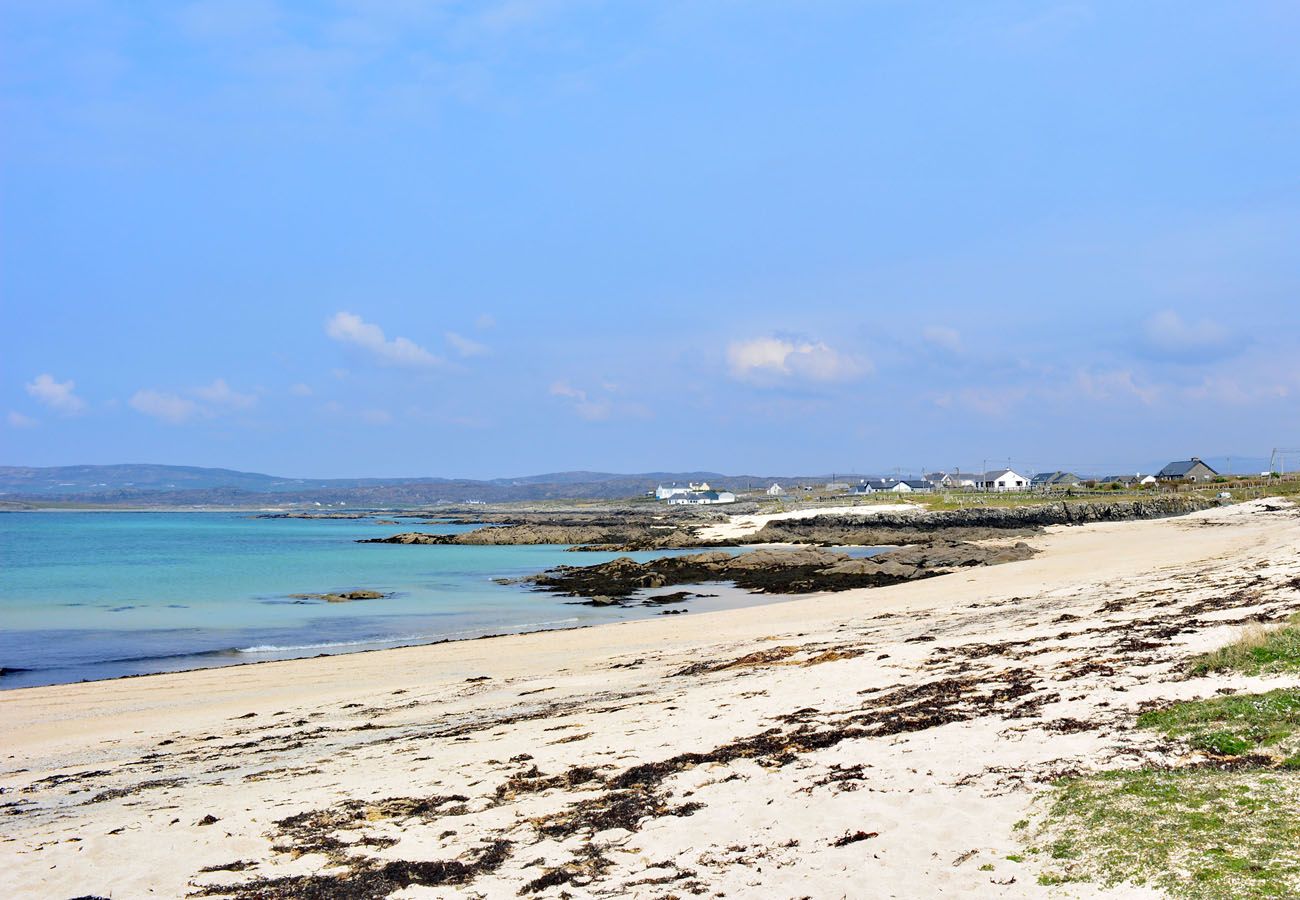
[978,469,1029,492]
[666,490,736,505]
[924,472,979,489]
[767,483,785,496]
[656,481,711,500]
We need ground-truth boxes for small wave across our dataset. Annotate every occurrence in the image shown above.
[15,647,243,673]
[236,619,583,655]
[237,637,413,654]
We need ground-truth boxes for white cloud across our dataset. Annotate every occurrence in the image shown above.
[549,380,611,421]
[475,313,496,330]
[25,374,86,414]
[1141,310,1239,361]
[726,337,869,384]
[130,389,199,424]
[289,382,314,397]
[193,378,257,409]
[360,409,393,425]
[326,311,441,368]
[6,411,38,429]
[445,331,489,357]
[921,326,962,352]
[1074,369,1162,405]
[128,378,256,423]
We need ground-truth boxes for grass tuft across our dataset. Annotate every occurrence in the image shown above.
[1189,614,1300,677]
[1024,690,1300,897]
[1136,689,1300,763]
[1027,768,1300,899]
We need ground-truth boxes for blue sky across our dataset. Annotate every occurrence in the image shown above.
[3,1,1298,478]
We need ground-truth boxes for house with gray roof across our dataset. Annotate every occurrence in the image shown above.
[1099,474,1158,486]
[924,472,979,489]
[1031,471,1082,489]
[1156,458,1218,482]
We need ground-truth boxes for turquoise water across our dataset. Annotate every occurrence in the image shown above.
[0,511,792,690]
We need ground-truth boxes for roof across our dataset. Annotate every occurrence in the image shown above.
[1158,458,1219,477]
[1031,471,1082,485]
[900,480,931,489]
[983,469,1015,480]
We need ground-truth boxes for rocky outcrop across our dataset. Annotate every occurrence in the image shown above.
[362,498,1218,551]
[525,540,1037,600]
[359,524,702,548]
[288,590,389,603]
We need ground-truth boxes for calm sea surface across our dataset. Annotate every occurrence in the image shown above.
[0,511,858,690]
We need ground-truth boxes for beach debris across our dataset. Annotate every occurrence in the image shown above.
[831,830,879,847]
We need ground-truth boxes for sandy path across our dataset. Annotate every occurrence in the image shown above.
[2,499,1298,898]
[693,503,919,542]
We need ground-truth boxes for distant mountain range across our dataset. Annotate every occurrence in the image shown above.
[0,464,858,506]
[0,457,1277,507]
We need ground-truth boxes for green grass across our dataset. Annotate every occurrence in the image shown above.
[1189,615,1300,677]
[1137,689,1300,762]
[1024,690,1300,896]
[1028,768,1300,898]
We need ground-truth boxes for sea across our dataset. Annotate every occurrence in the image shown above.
[0,511,885,690]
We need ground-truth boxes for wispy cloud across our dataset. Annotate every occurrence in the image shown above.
[1140,309,1242,362]
[445,330,489,357]
[193,378,257,409]
[326,312,442,369]
[129,378,258,424]
[6,411,38,429]
[1074,368,1162,405]
[289,382,313,397]
[25,373,86,414]
[921,326,962,353]
[726,337,870,384]
[130,389,199,424]
[549,380,609,420]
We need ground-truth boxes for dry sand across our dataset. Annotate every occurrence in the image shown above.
[693,503,918,542]
[3,499,1299,899]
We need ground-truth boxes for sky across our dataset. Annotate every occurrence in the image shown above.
[3,0,1298,479]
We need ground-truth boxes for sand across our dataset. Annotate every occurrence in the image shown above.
[693,503,919,542]
[3,499,1298,898]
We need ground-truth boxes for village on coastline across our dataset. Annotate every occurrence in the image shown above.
[654,456,1226,504]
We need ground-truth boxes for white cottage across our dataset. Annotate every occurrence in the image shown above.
[978,469,1029,492]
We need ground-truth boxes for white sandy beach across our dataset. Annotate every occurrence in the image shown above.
[3,499,1298,898]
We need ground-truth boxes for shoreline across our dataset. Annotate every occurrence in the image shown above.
[4,499,1298,897]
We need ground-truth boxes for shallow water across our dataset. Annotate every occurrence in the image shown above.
[0,512,884,689]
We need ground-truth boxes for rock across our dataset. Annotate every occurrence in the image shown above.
[288,590,389,603]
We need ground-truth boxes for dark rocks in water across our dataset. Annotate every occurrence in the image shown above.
[288,590,389,603]
[529,540,1038,599]
[360,523,706,549]
[359,532,457,545]
[640,591,694,606]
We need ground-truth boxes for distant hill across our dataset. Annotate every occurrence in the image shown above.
[0,464,856,506]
